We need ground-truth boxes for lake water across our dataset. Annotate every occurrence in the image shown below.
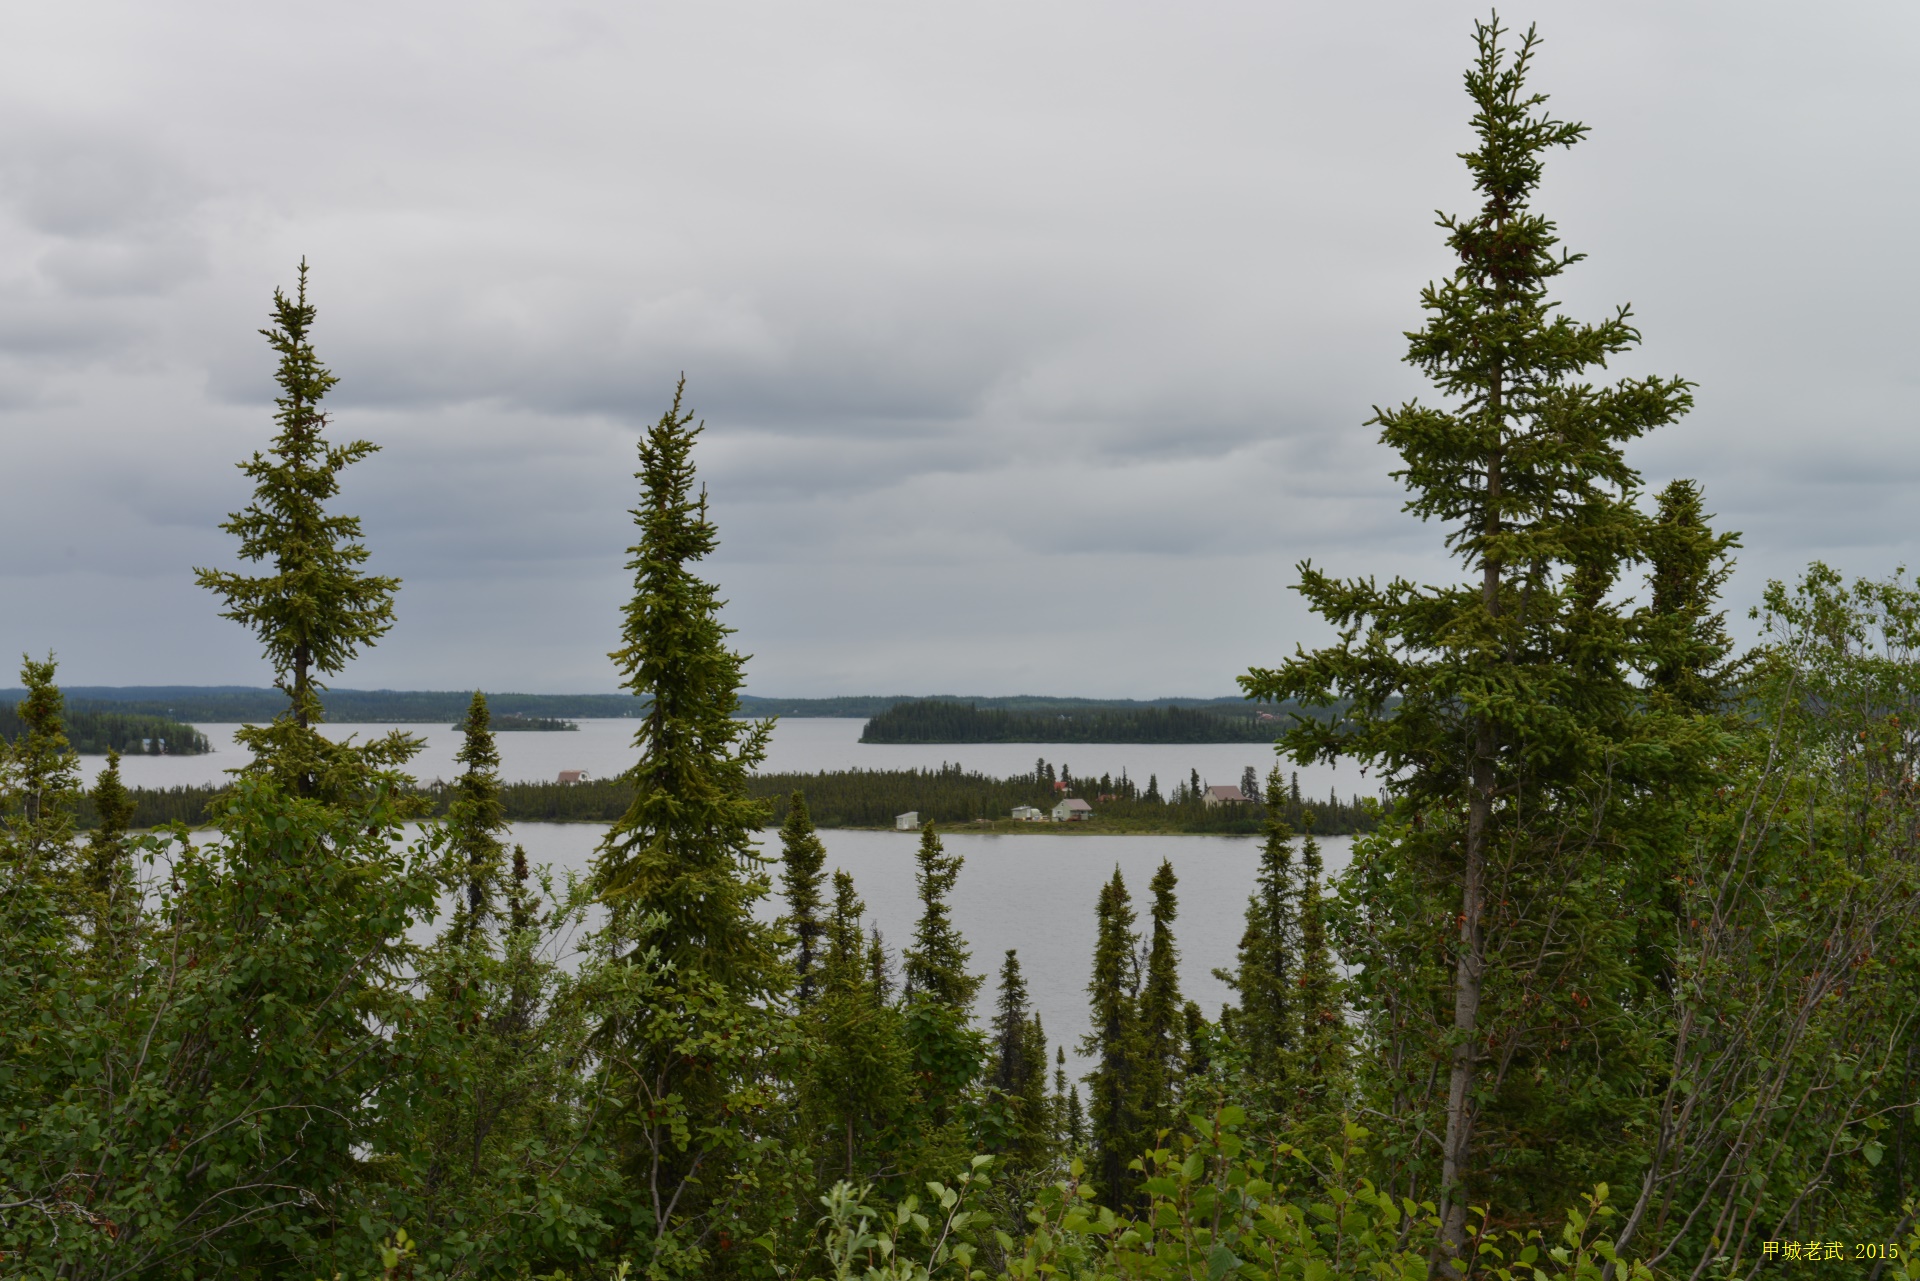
[95,716,1365,803]
[174,820,1348,1078]
[122,716,1362,1076]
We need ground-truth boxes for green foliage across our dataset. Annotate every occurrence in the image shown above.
[1241,17,1714,1259]
[1083,867,1146,1211]
[448,692,509,934]
[193,263,420,803]
[782,792,831,1006]
[591,380,800,1274]
[902,823,980,1012]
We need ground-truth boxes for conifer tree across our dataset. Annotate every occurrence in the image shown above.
[447,692,507,937]
[3,655,81,876]
[194,263,417,802]
[1221,769,1299,1108]
[992,949,1033,1095]
[1293,819,1344,1115]
[989,950,1053,1168]
[1137,859,1185,1135]
[84,749,136,943]
[805,868,912,1185]
[1082,867,1144,1208]
[1645,479,1740,713]
[1242,19,1702,1259]
[779,791,829,1005]
[592,379,797,1269]
[902,821,979,1010]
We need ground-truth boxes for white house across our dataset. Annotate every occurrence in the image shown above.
[1052,798,1093,822]
[1011,805,1044,821]
[557,769,591,785]
[895,811,920,830]
[1203,785,1251,809]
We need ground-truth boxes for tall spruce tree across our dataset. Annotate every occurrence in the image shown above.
[447,692,507,937]
[84,750,136,944]
[3,655,81,878]
[1137,859,1184,1136]
[592,379,798,1271]
[1293,820,1344,1117]
[194,263,417,802]
[1082,866,1144,1209]
[901,821,979,1010]
[779,791,829,1005]
[1242,19,1703,1261]
[1220,768,1300,1110]
[989,950,1054,1169]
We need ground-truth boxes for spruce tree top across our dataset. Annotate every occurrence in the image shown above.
[195,262,399,730]
[1243,18,1698,793]
[596,379,781,997]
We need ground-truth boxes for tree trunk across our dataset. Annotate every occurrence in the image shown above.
[1439,421,1502,1269]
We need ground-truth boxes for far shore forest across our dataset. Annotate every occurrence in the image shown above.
[8,21,1920,1281]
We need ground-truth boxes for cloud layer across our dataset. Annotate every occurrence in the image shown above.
[2,0,1917,695]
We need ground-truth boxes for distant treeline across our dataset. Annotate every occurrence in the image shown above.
[860,698,1310,744]
[0,687,1268,724]
[0,704,209,756]
[0,687,652,723]
[95,765,1377,835]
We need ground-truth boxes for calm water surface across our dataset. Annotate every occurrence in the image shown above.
[507,823,1353,1076]
[99,716,1363,801]
[126,717,1362,1075]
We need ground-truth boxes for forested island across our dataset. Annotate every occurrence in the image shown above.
[860,697,1302,743]
[8,24,1917,1281]
[458,712,577,732]
[0,702,207,755]
[75,763,1375,835]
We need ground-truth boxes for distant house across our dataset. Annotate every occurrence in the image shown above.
[1011,805,1044,821]
[1203,785,1252,808]
[557,769,590,785]
[1052,798,1093,822]
[895,811,920,830]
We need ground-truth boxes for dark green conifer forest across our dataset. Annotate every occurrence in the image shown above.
[7,19,1920,1280]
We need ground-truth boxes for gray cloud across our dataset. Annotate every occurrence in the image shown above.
[2,0,1919,695]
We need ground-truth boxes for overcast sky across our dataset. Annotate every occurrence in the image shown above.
[1,1,1915,697]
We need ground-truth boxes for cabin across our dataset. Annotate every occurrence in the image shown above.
[895,811,920,830]
[1011,805,1044,821]
[557,769,590,785]
[1203,785,1252,808]
[1052,798,1093,822]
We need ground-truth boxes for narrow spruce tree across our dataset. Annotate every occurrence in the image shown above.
[1082,866,1144,1209]
[1137,859,1184,1136]
[1293,818,1344,1115]
[901,821,979,1011]
[592,379,798,1270]
[1242,19,1702,1260]
[1645,479,1740,713]
[84,749,137,943]
[447,692,507,938]
[194,263,417,802]
[992,949,1033,1096]
[1220,768,1300,1109]
[986,951,1054,1169]
[3,655,81,878]
[779,791,829,1005]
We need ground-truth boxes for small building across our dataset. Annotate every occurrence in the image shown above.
[1052,798,1093,822]
[557,769,590,785]
[895,811,920,830]
[1203,785,1252,809]
[1011,805,1044,821]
